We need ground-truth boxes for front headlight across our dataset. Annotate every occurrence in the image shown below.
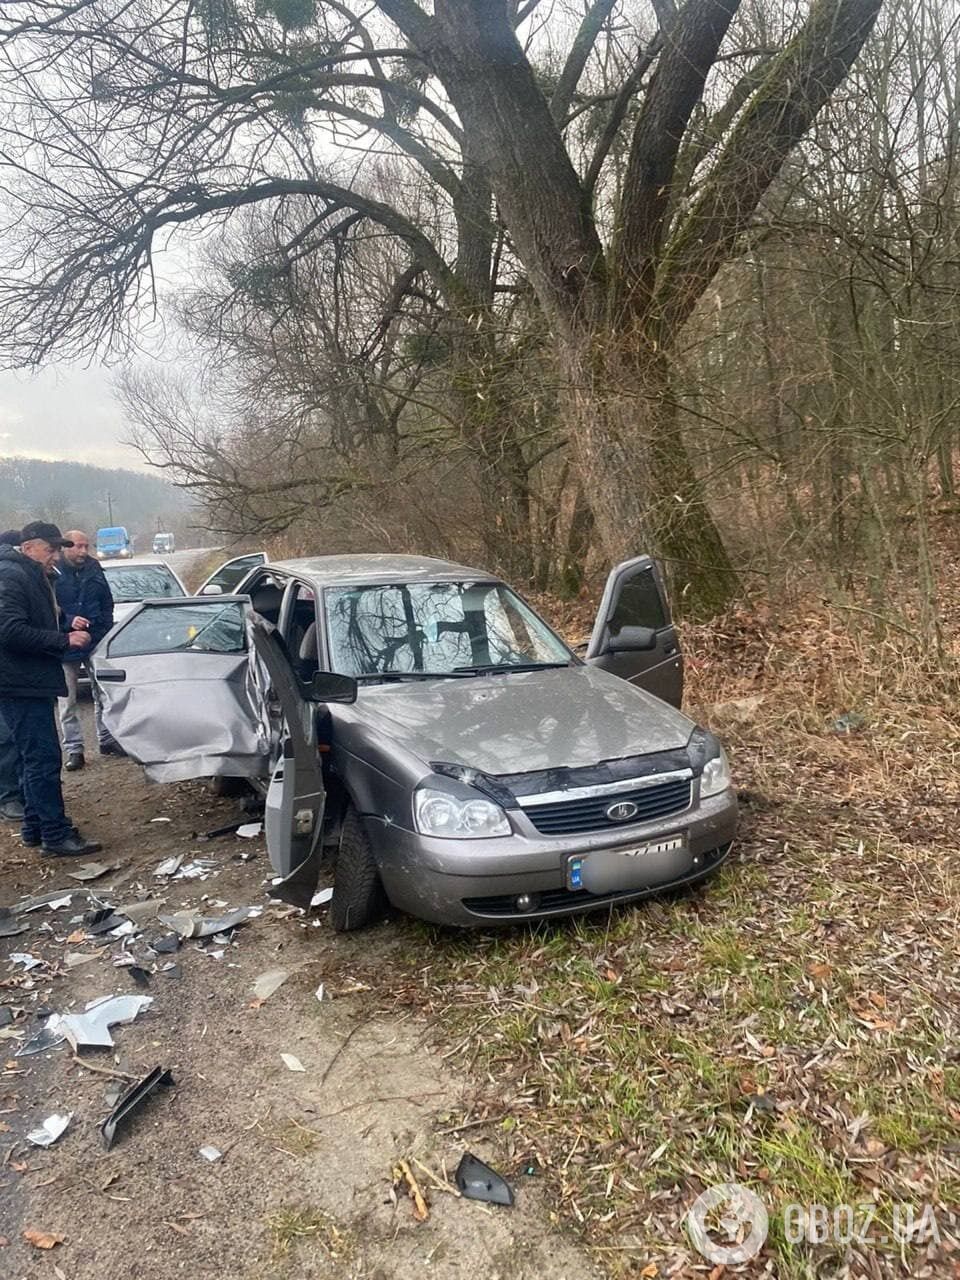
[700,745,732,798]
[414,786,511,839]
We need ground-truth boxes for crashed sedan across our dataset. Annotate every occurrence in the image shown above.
[91,554,737,930]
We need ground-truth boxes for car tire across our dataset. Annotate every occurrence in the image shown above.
[331,805,387,932]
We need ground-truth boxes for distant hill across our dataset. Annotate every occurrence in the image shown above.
[0,456,211,546]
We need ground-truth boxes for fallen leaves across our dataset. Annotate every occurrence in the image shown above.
[23,1228,64,1249]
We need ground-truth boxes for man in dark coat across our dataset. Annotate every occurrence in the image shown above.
[0,528,25,821]
[54,529,116,770]
[0,522,102,856]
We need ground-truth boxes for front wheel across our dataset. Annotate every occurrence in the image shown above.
[331,805,387,932]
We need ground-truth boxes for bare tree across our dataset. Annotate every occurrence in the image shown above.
[0,0,881,612]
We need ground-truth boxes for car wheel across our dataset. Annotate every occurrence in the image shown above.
[331,805,387,932]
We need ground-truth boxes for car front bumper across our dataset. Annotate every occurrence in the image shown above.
[365,788,738,926]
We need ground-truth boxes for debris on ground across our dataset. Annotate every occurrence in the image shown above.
[85,912,127,937]
[392,1158,430,1221]
[27,1112,72,1147]
[63,952,99,970]
[8,953,43,971]
[199,1144,222,1162]
[251,968,289,1003]
[59,994,153,1050]
[66,862,113,883]
[311,887,333,907]
[0,917,29,938]
[14,890,79,914]
[831,709,867,733]
[173,859,218,881]
[280,1052,305,1072]
[195,820,244,842]
[236,823,262,839]
[159,906,251,939]
[147,932,181,954]
[15,1016,66,1058]
[123,965,151,989]
[101,1067,174,1149]
[22,1229,64,1250]
[153,855,183,878]
[454,1152,514,1207]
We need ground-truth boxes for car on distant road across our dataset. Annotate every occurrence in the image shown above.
[152,532,176,554]
[90,553,737,931]
[100,555,187,625]
[96,525,134,559]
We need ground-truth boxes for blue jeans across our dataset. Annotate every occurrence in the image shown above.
[0,697,72,844]
[0,707,22,805]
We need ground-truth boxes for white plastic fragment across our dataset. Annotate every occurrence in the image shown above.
[9,953,43,971]
[236,823,262,839]
[199,1145,222,1162]
[310,888,333,907]
[315,984,324,1003]
[280,1052,305,1072]
[252,969,289,1002]
[58,994,153,1050]
[150,817,172,823]
[67,863,112,883]
[27,1112,72,1147]
[153,855,183,878]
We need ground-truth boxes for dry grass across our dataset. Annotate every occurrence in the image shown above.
[376,598,960,1278]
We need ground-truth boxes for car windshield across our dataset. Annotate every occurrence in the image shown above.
[325,580,572,678]
[103,565,185,602]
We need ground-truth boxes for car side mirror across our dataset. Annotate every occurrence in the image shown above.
[307,670,358,704]
[200,583,223,596]
[604,624,658,654]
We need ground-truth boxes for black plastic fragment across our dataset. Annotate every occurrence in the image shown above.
[101,1066,174,1150]
[86,912,126,936]
[0,1006,13,1028]
[126,966,151,988]
[194,820,244,843]
[455,1152,515,1206]
[84,906,114,927]
[148,932,180,954]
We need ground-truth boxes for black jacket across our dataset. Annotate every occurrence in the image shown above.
[54,555,115,664]
[0,545,69,698]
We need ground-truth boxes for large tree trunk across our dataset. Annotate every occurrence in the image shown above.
[563,336,737,617]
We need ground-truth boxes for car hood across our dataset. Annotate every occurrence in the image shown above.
[352,665,695,776]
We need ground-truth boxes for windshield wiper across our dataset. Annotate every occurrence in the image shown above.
[452,662,571,675]
[356,670,475,683]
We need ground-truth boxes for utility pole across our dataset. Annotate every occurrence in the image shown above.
[106,491,113,524]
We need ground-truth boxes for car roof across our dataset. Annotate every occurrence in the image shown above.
[267,553,500,588]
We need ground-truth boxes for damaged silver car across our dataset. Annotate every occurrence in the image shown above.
[91,554,737,930]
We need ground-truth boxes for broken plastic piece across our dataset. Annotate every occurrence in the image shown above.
[236,823,262,839]
[251,969,288,1002]
[195,820,244,842]
[85,912,127,936]
[27,1112,72,1147]
[455,1153,515,1207]
[0,917,29,938]
[149,816,172,823]
[59,994,153,1050]
[100,1066,174,1150]
[280,1052,305,1072]
[153,855,183,877]
[67,863,112,883]
[310,887,334,907]
[125,966,151,989]
[148,931,181,954]
[199,1144,222,1162]
[64,952,99,970]
[193,907,252,938]
[15,1016,66,1058]
[8,953,43,970]
[14,890,77,914]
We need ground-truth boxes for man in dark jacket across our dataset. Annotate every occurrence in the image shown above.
[0,522,102,856]
[54,529,116,770]
[0,528,25,821]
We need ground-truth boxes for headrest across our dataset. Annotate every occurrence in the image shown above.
[299,621,318,661]
[250,583,283,614]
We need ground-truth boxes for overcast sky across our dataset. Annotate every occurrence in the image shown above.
[0,362,145,471]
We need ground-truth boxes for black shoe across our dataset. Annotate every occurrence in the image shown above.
[21,832,40,847]
[99,741,125,758]
[41,835,103,857]
[65,751,85,772]
[1,800,25,822]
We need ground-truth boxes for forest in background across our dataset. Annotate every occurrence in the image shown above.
[0,456,205,547]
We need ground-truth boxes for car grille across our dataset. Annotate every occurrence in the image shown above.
[521,776,691,835]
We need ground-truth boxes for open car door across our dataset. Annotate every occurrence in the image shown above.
[584,556,683,707]
[91,596,273,782]
[197,551,266,596]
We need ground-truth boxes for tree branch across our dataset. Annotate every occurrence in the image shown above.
[550,0,618,126]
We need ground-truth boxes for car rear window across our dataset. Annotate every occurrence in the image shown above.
[103,565,185,602]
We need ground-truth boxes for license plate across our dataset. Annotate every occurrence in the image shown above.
[567,834,687,891]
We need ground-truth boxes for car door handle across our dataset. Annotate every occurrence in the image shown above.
[664,645,678,657]
[93,668,127,682]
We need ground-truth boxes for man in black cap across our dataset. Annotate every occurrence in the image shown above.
[0,522,102,856]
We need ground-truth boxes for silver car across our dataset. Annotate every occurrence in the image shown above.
[91,554,737,930]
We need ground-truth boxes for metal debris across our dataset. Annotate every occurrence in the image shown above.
[153,855,183,877]
[13,890,78,914]
[454,1153,515,1207]
[101,1067,174,1150]
[59,994,153,1050]
[27,1113,72,1147]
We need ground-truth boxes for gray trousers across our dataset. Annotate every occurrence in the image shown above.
[59,662,108,751]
